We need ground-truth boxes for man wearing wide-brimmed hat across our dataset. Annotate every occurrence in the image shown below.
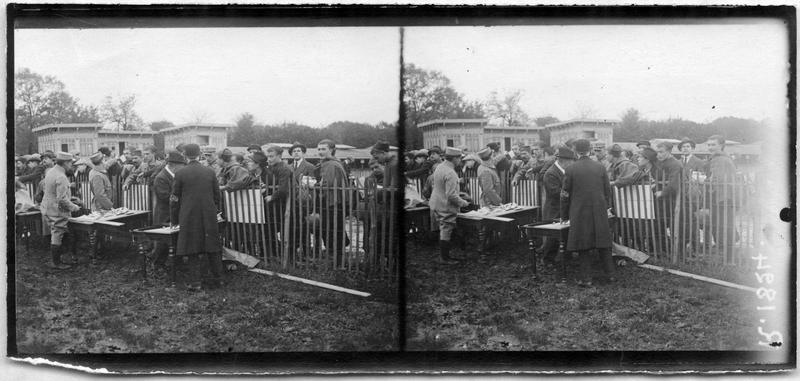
[41,152,84,270]
[170,143,223,290]
[541,146,577,271]
[149,150,187,266]
[430,147,470,264]
[560,139,615,287]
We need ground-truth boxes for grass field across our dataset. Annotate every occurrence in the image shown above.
[405,237,762,351]
[13,240,398,353]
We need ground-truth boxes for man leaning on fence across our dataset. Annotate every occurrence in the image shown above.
[314,139,351,267]
[430,147,471,265]
[560,139,615,287]
[170,143,224,291]
[42,152,84,270]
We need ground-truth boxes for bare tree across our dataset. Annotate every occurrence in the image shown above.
[100,94,143,130]
[573,101,597,119]
[485,89,530,127]
[187,109,211,124]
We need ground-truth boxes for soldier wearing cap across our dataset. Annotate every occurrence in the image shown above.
[170,143,223,290]
[219,153,254,192]
[88,152,114,213]
[430,147,471,264]
[15,156,28,177]
[560,139,615,286]
[608,144,640,187]
[17,153,46,185]
[511,146,534,185]
[41,152,83,269]
[247,144,263,154]
[476,147,503,208]
[289,142,316,184]
[541,146,577,270]
[405,149,433,181]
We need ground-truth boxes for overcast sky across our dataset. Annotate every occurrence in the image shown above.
[15,27,400,127]
[404,21,789,124]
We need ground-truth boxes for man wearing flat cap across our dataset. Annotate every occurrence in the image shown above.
[476,147,503,208]
[17,153,46,185]
[220,153,254,192]
[541,146,576,271]
[88,152,114,213]
[290,142,316,184]
[170,143,223,290]
[430,147,471,264]
[608,144,640,188]
[41,152,83,269]
[560,139,615,286]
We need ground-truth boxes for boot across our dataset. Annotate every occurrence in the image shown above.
[437,240,458,265]
[49,245,72,270]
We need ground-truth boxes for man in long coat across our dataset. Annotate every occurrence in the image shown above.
[370,141,400,263]
[150,150,185,264]
[170,143,223,290]
[541,146,576,267]
[430,147,470,264]
[88,152,114,213]
[560,139,615,286]
[314,139,351,267]
[476,147,503,208]
[41,152,83,269]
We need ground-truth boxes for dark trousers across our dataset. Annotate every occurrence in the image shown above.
[176,251,223,285]
[315,207,350,265]
[711,202,736,262]
[577,248,615,282]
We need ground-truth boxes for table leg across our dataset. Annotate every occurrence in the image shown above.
[168,244,176,288]
[23,223,30,254]
[477,225,487,255]
[88,229,98,260]
[528,235,537,277]
[558,239,567,283]
[137,240,148,279]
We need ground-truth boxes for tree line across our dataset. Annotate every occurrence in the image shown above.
[14,68,397,153]
[402,63,768,149]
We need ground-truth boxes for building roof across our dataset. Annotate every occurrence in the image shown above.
[417,119,489,128]
[544,118,620,129]
[32,123,103,133]
[158,123,235,134]
[97,130,157,136]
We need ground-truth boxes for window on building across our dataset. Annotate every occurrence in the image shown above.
[582,130,596,139]
[61,143,69,152]
[446,139,454,147]
[198,135,210,145]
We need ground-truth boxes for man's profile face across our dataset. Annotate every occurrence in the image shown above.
[317,144,332,159]
[143,150,154,162]
[519,152,531,162]
[656,146,671,161]
[266,150,282,166]
[706,140,721,154]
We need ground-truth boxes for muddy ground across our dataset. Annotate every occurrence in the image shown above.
[13,239,398,353]
[405,236,762,351]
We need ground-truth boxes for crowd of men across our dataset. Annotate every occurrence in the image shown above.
[405,135,740,285]
[15,139,398,291]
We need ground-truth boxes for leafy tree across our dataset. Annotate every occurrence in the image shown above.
[148,120,174,132]
[403,63,485,149]
[229,113,258,146]
[14,67,99,153]
[485,89,530,127]
[100,94,143,131]
[533,115,559,127]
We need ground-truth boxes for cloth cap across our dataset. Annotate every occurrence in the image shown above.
[609,144,623,153]
[290,141,307,153]
[573,139,592,153]
[219,148,233,157]
[556,146,577,159]
[636,140,651,148]
[414,151,428,159]
[201,145,216,154]
[56,151,73,161]
[641,147,658,162]
[166,150,185,164]
[247,144,262,152]
[183,143,201,157]
[371,141,390,153]
[476,147,493,160]
[252,151,268,164]
[28,154,42,162]
[15,156,26,163]
[518,145,532,153]
[88,152,103,162]
[131,149,143,157]
[443,147,462,158]
[98,147,111,156]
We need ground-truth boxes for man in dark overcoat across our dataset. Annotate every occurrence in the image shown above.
[150,150,185,264]
[560,139,615,287]
[170,143,223,290]
[653,141,683,252]
[541,146,576,267]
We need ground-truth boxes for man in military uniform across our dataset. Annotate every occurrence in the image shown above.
[430,147,470,265]
[476,147,503,208]
[41,152,83,269]
[88,152,114,213]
